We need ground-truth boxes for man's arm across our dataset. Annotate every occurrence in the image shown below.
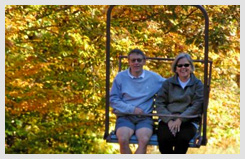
[110,78,135,113]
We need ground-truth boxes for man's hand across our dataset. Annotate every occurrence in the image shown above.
[134,107,144,114]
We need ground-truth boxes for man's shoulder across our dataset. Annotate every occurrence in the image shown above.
[145,70,165,80]
[115,70,128,79]
[145,70,158,75]
[117,70,127,76]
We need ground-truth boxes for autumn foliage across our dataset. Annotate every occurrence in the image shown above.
[5,5,240,154]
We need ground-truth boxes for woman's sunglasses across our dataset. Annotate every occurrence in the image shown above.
[177,63,190,68]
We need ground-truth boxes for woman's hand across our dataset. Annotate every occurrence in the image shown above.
[173,118,182,132]
[168,118,182,136]
[168,120,176,136]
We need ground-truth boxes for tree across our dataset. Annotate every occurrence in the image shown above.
[5,5,240,154]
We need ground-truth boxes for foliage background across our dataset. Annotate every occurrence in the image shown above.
[5,5,240,154]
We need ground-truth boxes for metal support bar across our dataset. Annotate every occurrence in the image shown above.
[104,5,115,139]
[194,5,209,145]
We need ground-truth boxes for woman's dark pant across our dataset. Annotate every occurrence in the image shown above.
[157,121,196,154]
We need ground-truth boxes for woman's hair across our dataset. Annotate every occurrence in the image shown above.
[171,52,195,73]
[127,48,146,59]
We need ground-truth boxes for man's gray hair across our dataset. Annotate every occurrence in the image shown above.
[128,49,146,59]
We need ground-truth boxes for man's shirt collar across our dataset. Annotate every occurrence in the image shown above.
[127,69,145,79]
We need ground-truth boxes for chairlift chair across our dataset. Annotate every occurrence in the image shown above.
[104,5,212,148]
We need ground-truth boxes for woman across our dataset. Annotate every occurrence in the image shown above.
[155,53,204,154]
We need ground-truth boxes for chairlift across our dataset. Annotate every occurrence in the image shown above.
[104,5,212,148]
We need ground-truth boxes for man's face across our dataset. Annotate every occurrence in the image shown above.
[128,53,145,74]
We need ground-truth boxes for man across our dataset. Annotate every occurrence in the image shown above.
[110,49,165,154]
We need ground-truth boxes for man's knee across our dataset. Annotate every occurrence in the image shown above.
[117,127,134,144]
[138,135,150,145]
[118,135,130,145]
[136,128,152,145]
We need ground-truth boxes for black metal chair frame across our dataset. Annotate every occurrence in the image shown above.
[104,5,211,147]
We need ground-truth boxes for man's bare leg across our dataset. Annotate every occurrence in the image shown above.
[135,127,152,154]
[116,127,134,154]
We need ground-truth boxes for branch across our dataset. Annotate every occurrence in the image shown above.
[36,5,72,20]
[163,8,199,35]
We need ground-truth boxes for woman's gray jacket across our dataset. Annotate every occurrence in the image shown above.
[155,73,204,123]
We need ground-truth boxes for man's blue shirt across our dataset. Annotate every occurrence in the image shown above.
[110,69,165,113]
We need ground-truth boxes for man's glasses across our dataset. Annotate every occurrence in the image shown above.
[130,58,143,63]
[177,63,190,68]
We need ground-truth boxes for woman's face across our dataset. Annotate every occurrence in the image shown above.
[176,58,192,81]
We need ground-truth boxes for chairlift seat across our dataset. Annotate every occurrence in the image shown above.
[106,129,202,147]
[106,110,203,148]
